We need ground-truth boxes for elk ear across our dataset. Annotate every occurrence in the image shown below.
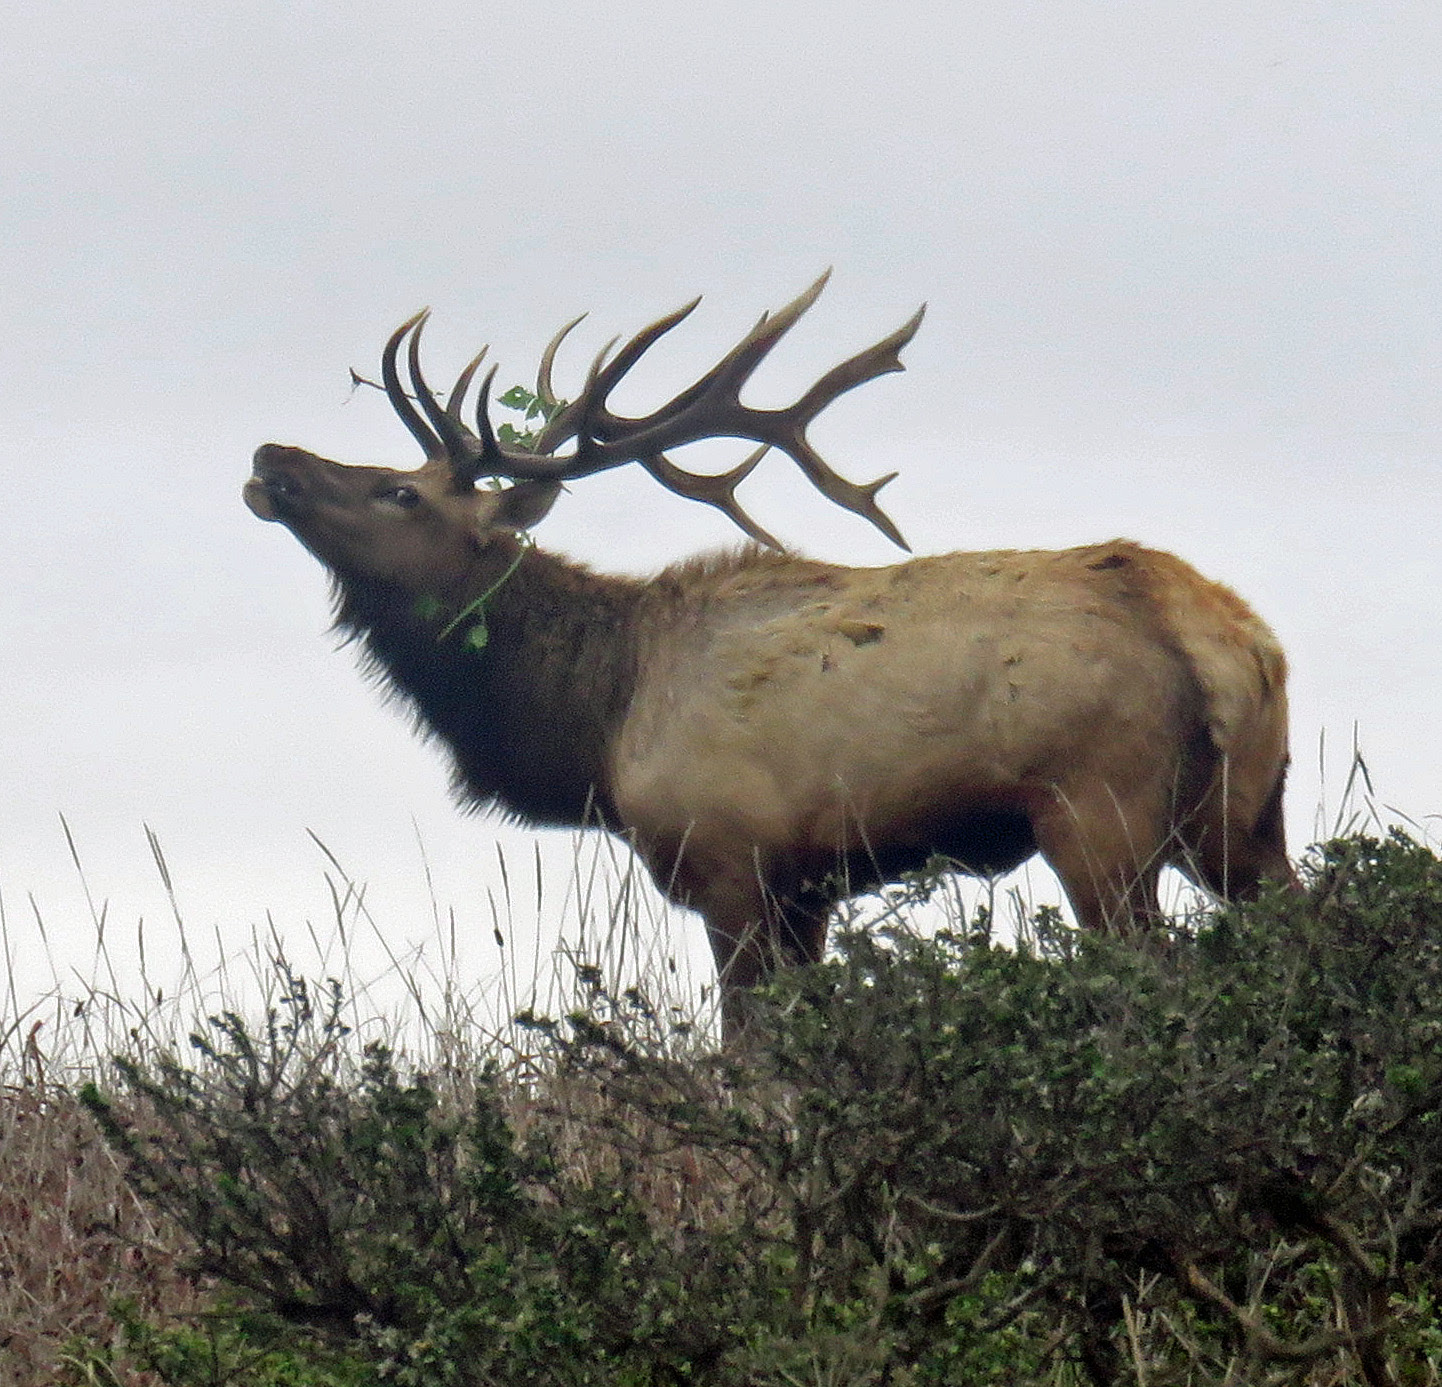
[490,480,562,533]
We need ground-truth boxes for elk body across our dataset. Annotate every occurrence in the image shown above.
[245,276,1292,1034]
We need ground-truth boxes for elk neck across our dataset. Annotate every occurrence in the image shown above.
[333,535,646,829]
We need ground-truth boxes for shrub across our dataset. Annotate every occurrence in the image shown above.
[77,968,765,1385]
[75,833,1442,1385]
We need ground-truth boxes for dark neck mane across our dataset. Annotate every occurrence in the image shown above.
[335,540,645,828]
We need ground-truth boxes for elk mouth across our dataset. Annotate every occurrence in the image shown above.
[245,447,309,522]
[243,474,294,521]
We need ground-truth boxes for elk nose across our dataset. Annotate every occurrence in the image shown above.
[246,444,313,520]
[253,443,302,468]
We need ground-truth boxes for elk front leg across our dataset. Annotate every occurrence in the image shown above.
[643,832,799,1041]
[696,885,787,1044]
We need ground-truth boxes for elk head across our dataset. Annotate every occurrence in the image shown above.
[244,446,559,594]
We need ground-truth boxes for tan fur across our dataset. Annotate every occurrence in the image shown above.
[609,541,1292,1011]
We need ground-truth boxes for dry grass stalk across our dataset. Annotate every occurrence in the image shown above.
[0,1080,203,1386]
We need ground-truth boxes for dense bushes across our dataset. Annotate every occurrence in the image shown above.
[72,833,1442,1384]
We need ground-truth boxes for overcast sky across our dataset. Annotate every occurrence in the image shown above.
[3,1,1438,1030]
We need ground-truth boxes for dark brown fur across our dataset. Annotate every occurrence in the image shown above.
[337,541,644,827]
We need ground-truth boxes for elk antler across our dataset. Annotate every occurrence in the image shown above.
[381,272,925,550]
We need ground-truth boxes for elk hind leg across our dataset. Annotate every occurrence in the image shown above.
[1180,757,1296,904]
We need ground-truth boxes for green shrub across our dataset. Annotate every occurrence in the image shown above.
[76,833,1442,1385]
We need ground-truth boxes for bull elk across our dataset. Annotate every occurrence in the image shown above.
[245,275,1292,1035]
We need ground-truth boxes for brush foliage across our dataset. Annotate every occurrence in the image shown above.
[70,832,1442,1385]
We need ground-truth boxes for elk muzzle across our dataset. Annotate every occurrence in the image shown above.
[244,444,329,522]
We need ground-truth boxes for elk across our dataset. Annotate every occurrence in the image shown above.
[245,275,1292,1035]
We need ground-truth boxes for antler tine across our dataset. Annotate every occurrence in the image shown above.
[475,336,649,484]
[790,304,926,424]
[601,295,704,394]
[535,313,588,416]
[467,363,512,478]
[446,345,489,417]
[778,447,907,550]
[534,297,701,456]
[494,336,621,479]
[679,269,833,410]
[406,315,490,486]
[462,298,709,483]
[640,444,783,551]
[381,310,446,460]
[514,276,831,479]
[743,303,927,551]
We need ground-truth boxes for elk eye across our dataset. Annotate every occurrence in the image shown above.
[378,484,421,510]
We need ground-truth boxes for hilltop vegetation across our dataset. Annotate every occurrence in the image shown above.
[4,832,1442,1385]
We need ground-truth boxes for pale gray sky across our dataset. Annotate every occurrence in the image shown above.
[3,1,1439,1022]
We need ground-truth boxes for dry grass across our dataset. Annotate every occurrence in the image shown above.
[0,1080,204,1386]
[0,825,724,1385]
